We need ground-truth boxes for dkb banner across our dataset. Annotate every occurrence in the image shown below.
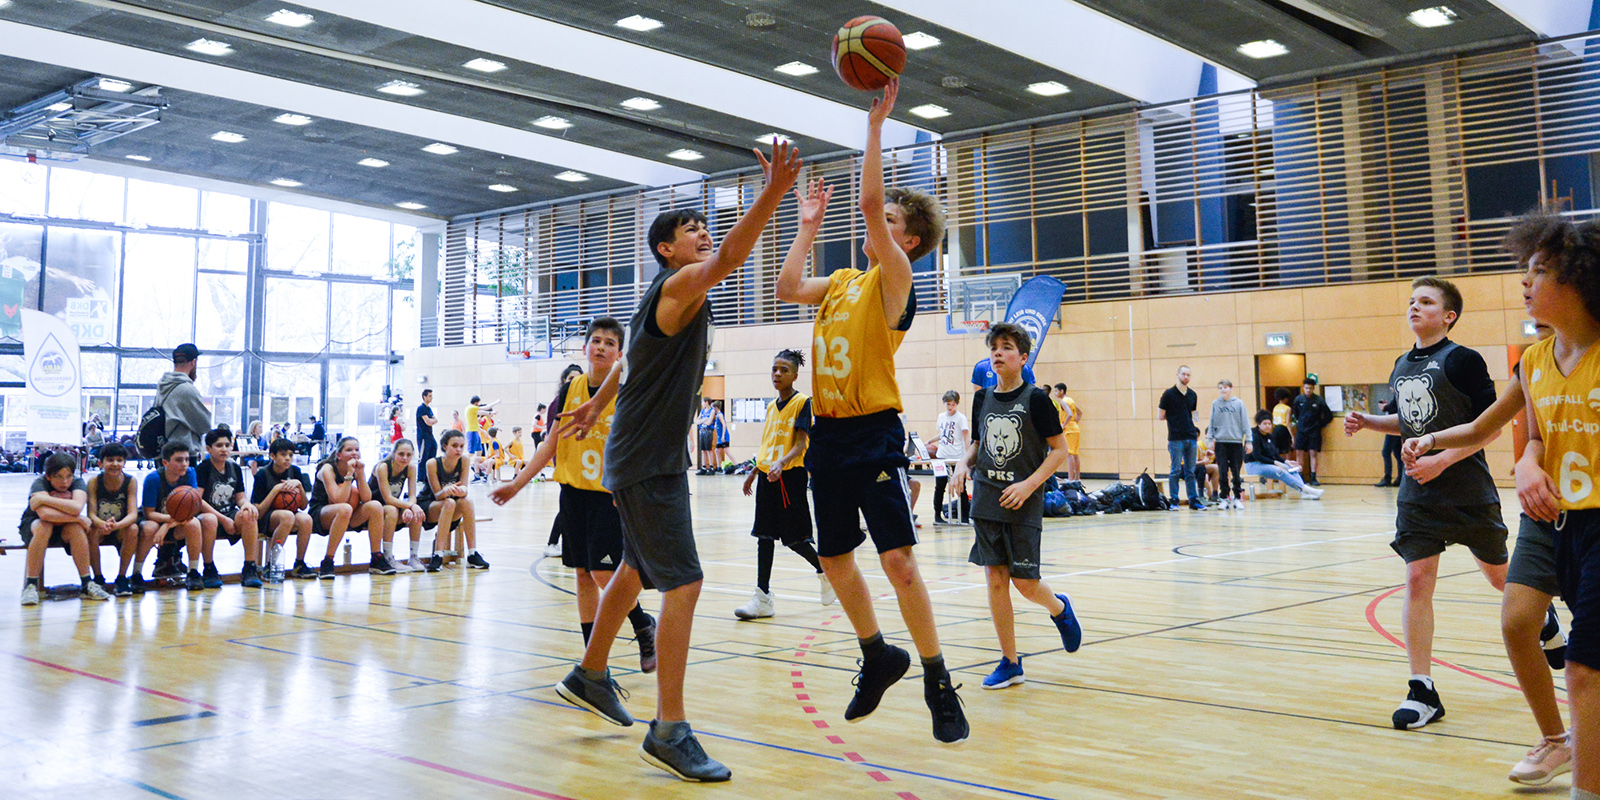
[21,308,82,445]
[970,275,1067,388]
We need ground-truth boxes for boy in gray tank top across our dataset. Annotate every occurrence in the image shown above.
[1344,276,1506,731]
[951,323,1083,690]
[552,142,802,783]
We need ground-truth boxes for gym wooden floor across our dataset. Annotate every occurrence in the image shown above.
[0,471,1557,799]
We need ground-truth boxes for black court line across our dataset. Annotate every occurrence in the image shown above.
[131,711,217,727]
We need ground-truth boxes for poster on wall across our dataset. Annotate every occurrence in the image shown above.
[295,397,313,425]
[327,396,345,427]
[213,397,235,428]
[21,308,82,444]
[0,223,42,340]
[44,228,118,346]
[117,396,141,430]
[269,396,289,425]
[87,394,111,426]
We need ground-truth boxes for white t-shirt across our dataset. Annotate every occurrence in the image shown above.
[935,411,969,460]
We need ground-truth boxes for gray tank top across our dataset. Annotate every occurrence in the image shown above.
[603,270,711,491]
[1390,341,1498,505]
[971,385,1050,524]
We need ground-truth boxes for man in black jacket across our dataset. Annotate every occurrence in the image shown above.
[1290,377,1333,485]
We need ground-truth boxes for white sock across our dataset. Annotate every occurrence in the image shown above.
[381,542,392,557]
[1411,674,1434,691]
[410,541,421,558]
[469,548,478,556]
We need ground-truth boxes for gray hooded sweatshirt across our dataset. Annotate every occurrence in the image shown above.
[1206,396,1250,444]
[158,371,210,454]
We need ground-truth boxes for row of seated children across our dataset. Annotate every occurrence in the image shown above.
[18,429,489,604]
[469,425,527,483]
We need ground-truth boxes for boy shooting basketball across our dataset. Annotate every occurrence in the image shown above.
[776,78,968,744]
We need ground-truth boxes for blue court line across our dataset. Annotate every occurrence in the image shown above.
[131,711,217,727]
[118,779,188,800]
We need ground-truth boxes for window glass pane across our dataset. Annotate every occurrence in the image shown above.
[328,360,385,447]
[329,282,388,353]
[267,203,328,273]
[0,161,47,216]
[121,234,195,348]
[195,354,243,431]
[264,278,326,351]
[196,273,248,351]
[262,361,321,427]
[198,238,247,272]
[120,357,170,385]
[391,225,418,283]
[126,179,199,229]
[392,289,417,352]
[201,192,251,235]
[42,227,120,347]
[0,222,44,340]
[47,167,124,223]
[0,355,24,383]
[80,353,115,388]
[331,214,390,277]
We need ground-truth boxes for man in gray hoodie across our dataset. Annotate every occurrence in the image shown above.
[1206,379,1251,509]
[158,343,210,454]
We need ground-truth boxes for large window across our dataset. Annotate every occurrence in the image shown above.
[48,167,124,224]
[267,203,329,273]
[43,227,120,347]
[126,179,198,230]
[122,233,195,348]
[264,277,327,352]
[332,213,390,277]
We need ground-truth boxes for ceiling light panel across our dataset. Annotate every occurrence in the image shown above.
[774,61,818,77]
[358,157,389,167]
[615,15,662,32]
[909,104,950,119]
[667,149,704,161]
[1026,81,1071,96]
[210,131,247,143]
[273,112,313,125]
[462,57,507,73]
[532,116,572,130]
[270,178,303,187]
[46,101,72,112]
[265,9,314,27]
[1237,39,1289,59]
[1407,6,1458,27]
[903,32,941,50]
[620,97,661,111]
[124,154,151,161]
[395,202,427,210]
[756,133,792,145]
[422,142,458,155]
[96,78,132,92]
[488,184,518,192]
[554,171,589,182]
[377,80,425,96]
[185,38,233,57]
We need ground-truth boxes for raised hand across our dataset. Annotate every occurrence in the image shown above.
[794,178,833,227]
[868,77,898,127]
[753,141,803,194]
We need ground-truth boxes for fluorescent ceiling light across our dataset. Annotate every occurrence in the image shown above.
[270,178,303,187]
[903,32,941,50]
[46,101,72,112]
[908,104,950,119]
[97,78,133,92]
[185,39,234,57]
[395,202,427,210]
[210,131,247,143]
[1237,39,1289,59]
[273,112,313,126]
[615,15,662,32]
[620,97,661,111]
[124,154,151,162]
[532,115,572,130]
[463,58,507,73]
[667,149,704,161]
[1407,6,1457,27]
[264,9,314,27]
[774,61,819,77]
[0,1,12,8]
[422,142,458,155]
[756,133,792,146]
[554,171,589,182]
[358,157,389,167]
[1026,81,1071,97]
[488,184,518,192]
[377,80,425,97]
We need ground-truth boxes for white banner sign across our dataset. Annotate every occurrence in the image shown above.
[21,308,82,445]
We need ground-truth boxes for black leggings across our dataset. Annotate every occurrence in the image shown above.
[1381,435,1402,481]
[756,538,822,593]
[1214,442,1245,499]
[933,475,970,521]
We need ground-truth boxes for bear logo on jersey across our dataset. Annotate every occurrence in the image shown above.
[984,411,1024,468]
[1395,374,1438,433]
[208,480,233,510]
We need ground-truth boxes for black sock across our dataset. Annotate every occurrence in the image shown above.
[960,492,971,522]
[934,476,949,518]
[756,538,775,593]
[24,577,41,589]
[546,522,561,547]
[860,632,887,661]
[81,575,93,590]
[788,540,822,573]
[627,604,653,631]
[922,655,948,689]
[580,622,594,644]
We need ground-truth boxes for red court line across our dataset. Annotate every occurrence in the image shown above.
[1364,586,1564,702]
[13,652,581,799]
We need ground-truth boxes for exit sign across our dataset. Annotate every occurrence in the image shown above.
[1264,332,1291,348]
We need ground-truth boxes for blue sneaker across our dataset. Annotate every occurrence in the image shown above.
[982,657,1025,690]
[1053,594,1082,653]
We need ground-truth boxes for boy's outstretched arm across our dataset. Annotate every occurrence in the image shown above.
[776,178,833,306]
[858,79,912,322]
[665,143,803,303]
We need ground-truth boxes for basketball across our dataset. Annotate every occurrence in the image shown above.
[831,16,905,91]
[273,480,305,511]
[166,485,201,523]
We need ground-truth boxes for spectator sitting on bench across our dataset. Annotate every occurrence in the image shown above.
[135,441,204,592]
[20,452,112,605]
[1245,410,1324,500]
[86,442,140,596]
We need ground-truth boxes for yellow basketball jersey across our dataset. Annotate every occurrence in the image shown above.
[554,374,614,492]
[757,393,810,473]
[811,266,907,418]
[1063,396,1081,434]
[1523,336,1600,510]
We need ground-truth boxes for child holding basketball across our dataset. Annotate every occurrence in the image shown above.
[775,78,968,743]
[371,439,425,573]
[418,429,484,572]
[86,442,140,596]
[19,452,111,604]
[196,428,262,588]
[733,348,830,620]
[310,437,390,578]
[136,441,204,592]
[553,140,801,782]
[250,438,314,578]
[491,317,658,672]
[951,323,1082,688]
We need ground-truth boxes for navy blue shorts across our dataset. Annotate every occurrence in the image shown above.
[810,464,917,558]
[1557,508,1600,670]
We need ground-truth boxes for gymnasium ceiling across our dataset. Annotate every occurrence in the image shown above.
[0,0,1588,222]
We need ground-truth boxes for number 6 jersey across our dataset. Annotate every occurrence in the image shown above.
[1523,335,1600,510]
[555,373,614,493]
[811,266,914,419]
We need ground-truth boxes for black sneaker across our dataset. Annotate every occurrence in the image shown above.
[319,558,336,580]
[555,666,634,726]
[112,576,133,597]
[129,574,146,594]
[844,644,911,722]
[184,569,204,591]
[639,720,730,782]
[1309,474,1320,486]
[292,561,317,580]
[637,618,658,674]
[202,562,222,589]
[925,676,970,744]
[1541,605,1568,670]
[1392,679,1445,729]
[369,554,397,575]
[466,552,490,570]
[240,562,262,589]
[426,554,443,573]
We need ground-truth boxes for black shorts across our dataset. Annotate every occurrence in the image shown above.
[1556,508,1600,669]
[559,484,624,572]
[612,473,702,592]
[93,526,130,547]
[752,468,813,546]
[1293,427,1323,452]
[1271,425,1293,454]
[810,464,917,558]
[309,504,367,536]
[1508,514,1560,597]
[968,518,1043,580]
[697,428,714,452]
[207,507,245,544]
[1391,501,1509,565]
[421,498,464,532]
[19,520,69,550]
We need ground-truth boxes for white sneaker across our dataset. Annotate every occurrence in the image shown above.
[407,554,426,572]
[819,573,836,606]
[542,543,561,558]
[734,588,775,620]
[1509,733,1572,785]
[1301,486,1324,500]
[391,555,413,573]
[20,583,39,606]
[83,580,112,601]
[1233,498,1246,509]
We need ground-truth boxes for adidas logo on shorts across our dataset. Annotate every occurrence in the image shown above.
[876,471,890,482]
[600,555,613,565]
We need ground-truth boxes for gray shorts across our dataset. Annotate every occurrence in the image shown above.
[1508,513,1561,598]
[968,518,1043,580]
[612,473,703,592]
[1391,501,1509,565]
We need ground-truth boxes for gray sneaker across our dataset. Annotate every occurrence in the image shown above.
[639,720,731,782]
[555,666,634,726]
[82,580,113,601]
